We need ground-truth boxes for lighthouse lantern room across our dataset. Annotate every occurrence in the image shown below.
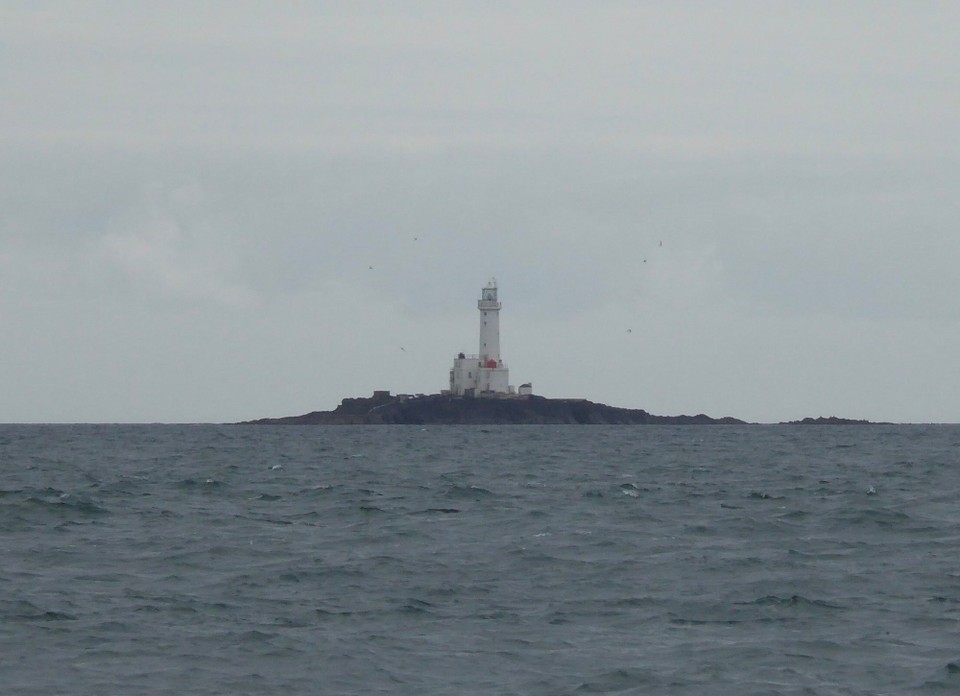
[449,279,514,396]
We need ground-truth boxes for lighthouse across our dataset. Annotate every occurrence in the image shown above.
[449,279,515,396]
[478,280,501,364]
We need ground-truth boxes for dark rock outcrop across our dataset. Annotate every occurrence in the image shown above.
[242,393,747,425]
[780,416,881,425]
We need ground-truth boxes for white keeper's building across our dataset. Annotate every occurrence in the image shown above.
[448,279,532,397]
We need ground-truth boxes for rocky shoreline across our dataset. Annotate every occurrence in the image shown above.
[242,392,748,425]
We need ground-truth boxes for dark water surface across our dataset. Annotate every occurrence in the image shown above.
[3,424,960,694]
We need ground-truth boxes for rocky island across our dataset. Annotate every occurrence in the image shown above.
[242,391,747,425]
[779,416,883,425]
[243,282,878,426]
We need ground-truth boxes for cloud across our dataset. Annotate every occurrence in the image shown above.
[3,2,959,160]
[95,186,257,308]
[3,3,960,421]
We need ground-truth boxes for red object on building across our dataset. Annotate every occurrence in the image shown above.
[486,359,497,368]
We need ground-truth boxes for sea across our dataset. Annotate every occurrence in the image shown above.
[3,424,960,695]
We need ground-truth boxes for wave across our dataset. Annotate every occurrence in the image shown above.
[443,484,494,499]
[0,599,77,622]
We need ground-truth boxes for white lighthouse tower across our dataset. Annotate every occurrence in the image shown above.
[449,279,513,396]
[478,280,501,365]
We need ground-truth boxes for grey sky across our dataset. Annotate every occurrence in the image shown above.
[3,2,959,423]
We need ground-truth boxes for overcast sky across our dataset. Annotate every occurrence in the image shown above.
[3,2,960,423]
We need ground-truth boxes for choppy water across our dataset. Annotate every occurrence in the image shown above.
[3,424,960,695]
